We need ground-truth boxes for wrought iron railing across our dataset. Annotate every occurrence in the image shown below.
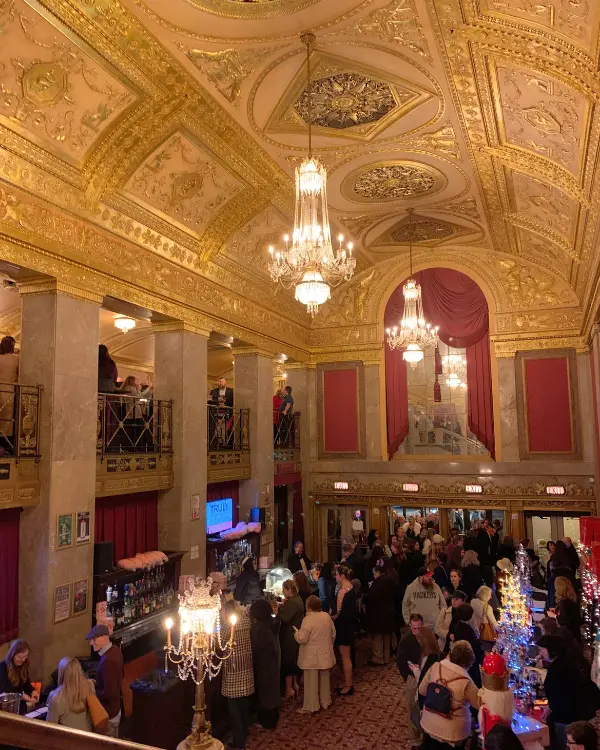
[207,405,249,452]
[97,394,172,459]
[273,410,300,450]
[0,382,42,460]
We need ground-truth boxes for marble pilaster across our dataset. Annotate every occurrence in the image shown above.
[18,286,100,680]
[577,352,595,464]
[496,357,520,463]
[234,350,274,561]
[153,325,209,577]
[363,363,383,460]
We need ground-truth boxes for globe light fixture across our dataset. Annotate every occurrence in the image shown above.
[114,316,136,334]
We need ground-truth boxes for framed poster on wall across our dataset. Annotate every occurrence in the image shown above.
[54,583,72,623]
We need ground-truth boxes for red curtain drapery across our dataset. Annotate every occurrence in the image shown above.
[95,492,159,563]
[384,268,495,458]
[0,508,20,646]
[385,345,409,459]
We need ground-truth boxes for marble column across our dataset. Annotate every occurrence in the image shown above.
[364,361,383,460]
[153,323,209,577]
[496,357,520,462]
[590,327,600,495]
[18,280,101,681]
[233,349,274,562]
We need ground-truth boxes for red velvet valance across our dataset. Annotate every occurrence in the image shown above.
[95,492,158,563]
[385,268,495,458]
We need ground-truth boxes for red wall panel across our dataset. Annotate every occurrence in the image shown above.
[323,368,359,452]
[524,357,573,453]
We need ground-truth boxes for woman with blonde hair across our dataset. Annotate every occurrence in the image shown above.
[46,657,94,731]
[461,549,485,601]
[470,586,498,649]
[551,575,582,643]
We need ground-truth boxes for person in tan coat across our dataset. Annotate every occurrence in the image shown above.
[294,595,336,714]
[418,641,482,748]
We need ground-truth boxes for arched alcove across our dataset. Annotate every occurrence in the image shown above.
[384,267,494,461]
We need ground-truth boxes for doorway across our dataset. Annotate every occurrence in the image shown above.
[446,509,505,534]
[525,513,586,555]
[320,504,369,562]
[274,485,288,564]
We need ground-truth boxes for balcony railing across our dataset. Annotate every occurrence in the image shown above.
[97,393,172,459]
[274,410,300,450]
[207,405,249,452]
[0,382,41,460]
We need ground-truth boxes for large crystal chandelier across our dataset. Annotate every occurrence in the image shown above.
[268,33,356,315]
[442,345,467,388]
[386,209,438,367]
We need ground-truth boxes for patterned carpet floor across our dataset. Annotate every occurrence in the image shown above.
[243,640,411,750]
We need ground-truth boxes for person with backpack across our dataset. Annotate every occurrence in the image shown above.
[418,640,482,749]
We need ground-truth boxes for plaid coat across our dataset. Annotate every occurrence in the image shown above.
[221,610,255,698]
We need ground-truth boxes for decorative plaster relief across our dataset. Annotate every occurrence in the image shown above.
[343,161,445,202]
[510,171,578,241]
[124,132,242,234]
[225,205,289,275]
[0,0,133,163]
[494,63,588,176]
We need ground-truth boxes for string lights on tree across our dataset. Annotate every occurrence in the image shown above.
[495,546,534,708]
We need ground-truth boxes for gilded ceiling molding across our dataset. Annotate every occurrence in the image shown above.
[112,355,154,374]
[309,324,380,349]
[309,346,382,365]
[323,0,432,62]
[246,41,444,152]
[341,160,446,202]
[231,346,278,359]
[183,0,322,20]
[492,335,588,358]
[17,278,104,304]
[495,310,583,335]
[151,321,211,337]
[505,213,577,261]
[131,0,373,43]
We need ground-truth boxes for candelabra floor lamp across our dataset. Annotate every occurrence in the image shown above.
[164,578,237,750]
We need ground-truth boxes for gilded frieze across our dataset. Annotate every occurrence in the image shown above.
[509,171,578,242]
[428,198,480,220]
[372,213,476,247]
[316,268,380,327]
[0,0,134,164]
[495,310,583,334]
[489,257,578,309]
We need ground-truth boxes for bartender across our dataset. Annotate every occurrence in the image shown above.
[0,640,38,706]
[287,540,311,575]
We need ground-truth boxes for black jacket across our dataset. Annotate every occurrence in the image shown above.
[451,621,483,688]
[234,569,263,606]
[346,550,366,585]
[208,386,234,408]
[0,661,34,697]
[278,595,304,671]
[251,619,281,710]
[396,632,421,682]
[461,564,485,601]
[287,551,311,574]
[365,575,396,634]
[545,655,600,723]
[557,598,582,643]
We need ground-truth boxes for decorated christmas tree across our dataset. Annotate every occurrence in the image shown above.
[495,545,534,705]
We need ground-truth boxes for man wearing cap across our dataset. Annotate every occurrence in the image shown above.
[85,624,124,737]
[402,566,445,630]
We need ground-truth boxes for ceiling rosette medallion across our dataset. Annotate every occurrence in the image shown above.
[266,52,434,142]
[372,211,474,247]
[341,160,446,203]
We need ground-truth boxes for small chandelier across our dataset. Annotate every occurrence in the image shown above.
[268,33,356,316]
[442,347,467,388]
[385,209,438,366]
[114,316,136,333]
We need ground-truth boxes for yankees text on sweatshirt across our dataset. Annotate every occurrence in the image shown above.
[402,578,446,629]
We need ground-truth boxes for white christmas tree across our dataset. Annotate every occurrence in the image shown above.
[496,545,533,700]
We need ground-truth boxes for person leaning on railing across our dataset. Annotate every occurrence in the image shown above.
[98,344,118,394]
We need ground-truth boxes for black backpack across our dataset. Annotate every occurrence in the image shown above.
[423,663,468,718]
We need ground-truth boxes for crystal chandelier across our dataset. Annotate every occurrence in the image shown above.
[386,209,438,366]
[165,578,236,750]
[268,33,356,315]
[442,347,467,388]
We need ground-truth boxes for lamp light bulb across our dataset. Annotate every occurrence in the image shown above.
[229,614,238,626]
[165,617,174,630]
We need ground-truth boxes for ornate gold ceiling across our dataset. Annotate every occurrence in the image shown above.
[0,0,599,361]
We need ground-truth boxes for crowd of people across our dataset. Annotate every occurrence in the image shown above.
[223,520,600,750]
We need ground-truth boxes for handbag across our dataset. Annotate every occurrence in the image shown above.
[86,692,109,734]
[480,603,496,641]
[423,663,467,718]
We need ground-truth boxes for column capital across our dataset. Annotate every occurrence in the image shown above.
[18,277,103,304]
[151,321,211,338]
[232,346,276,359]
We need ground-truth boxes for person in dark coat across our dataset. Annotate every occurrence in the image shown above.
[432,553,451,594]
[250,599,281,729]
[345,543,366,587]
[538,635,600,750]
[563,537,580,580]
[317,562,336,614]
[396,614,424,746]
[365,560,396,666]
[547,541,578,609]
[234,557,263,606]
[552,576,582,643]
[275,579,304,699]
[405,538,425,581]
[449,603,483,687]
[460,550,485,601]
[287,541,311,575]
[496,536,517,565]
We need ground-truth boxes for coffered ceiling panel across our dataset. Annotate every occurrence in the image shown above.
[123,132,244,235]
[0,0,136,167]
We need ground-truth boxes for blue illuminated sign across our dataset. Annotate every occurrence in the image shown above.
[206,497,233,534]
